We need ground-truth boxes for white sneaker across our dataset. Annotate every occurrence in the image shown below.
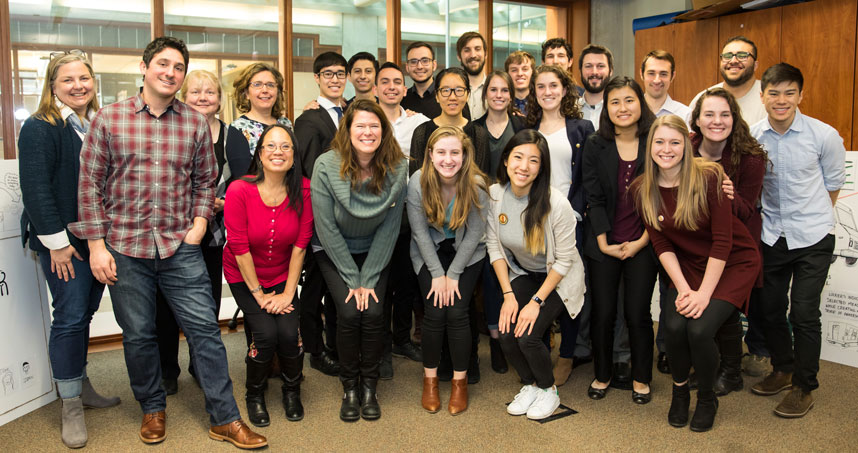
[507,385,540,415]
[526,386,560,420]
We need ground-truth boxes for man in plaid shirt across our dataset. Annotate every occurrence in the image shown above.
[69,37,266,450]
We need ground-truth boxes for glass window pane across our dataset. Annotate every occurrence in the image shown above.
[401,0,479,72]
[291,0,387,119]
[493,2,547,70]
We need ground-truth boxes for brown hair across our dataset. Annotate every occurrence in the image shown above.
[232,63,286,118]
[640,49,675,75]
[525,65,582,127]
[456,31,486,58]
[482,70,517,117]
[330,99,405,194]
[504,51,536,72]
[33,53,99,126]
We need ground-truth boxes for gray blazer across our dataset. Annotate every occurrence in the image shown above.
[486,183,586,318]
[407,169,488,279]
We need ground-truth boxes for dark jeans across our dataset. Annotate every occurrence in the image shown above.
[230,280,301,364]
[574,264,631,362]
[385,232,418,348]
[107,242,239,425]
[315,250,390,380]
[300,249,337,355]
[588,248,658,384]
[760,235,834,392]
[744,287,770,356]
[498,272,566,389]
[418,239,483,371]
[482,258,502,330]
[38,252,105,397]
[155,243,223,380]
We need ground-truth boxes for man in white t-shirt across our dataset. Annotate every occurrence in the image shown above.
[688,36,767,126]
[640,49,690,119]
[376,62,429,158]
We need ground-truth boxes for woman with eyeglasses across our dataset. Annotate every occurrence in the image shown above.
[19,51,120,449]
[224,124,312,427]
[226,63,293,182]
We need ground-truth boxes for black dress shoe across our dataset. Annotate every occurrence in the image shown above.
[609,362,632,390]
[391,342,423,362]
[310,352,340,377]
[632,389,652,404]
[588,380,608,400]
[572,355,593,369]
[161,378,178,396]
[657,352,671,374]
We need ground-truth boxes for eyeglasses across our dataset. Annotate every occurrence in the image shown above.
[250,82,278,90]
[438,87,467,98]
[263,143,293,153]
[50,49,87,60]
[406,58,433,67]
[318,70,347,80]
[720,51,755,62]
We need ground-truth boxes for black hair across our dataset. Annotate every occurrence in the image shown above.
[724,35,758,60]
[406,41,436,60]
[243,124,304,216]
[375,61,404,84]
[347,52,379,74]
[541,38,572,62]
[433,67,470,95]
[143,36,189,71]
[761,62,803,92]
[597,76,655,141]
[313,52,348,74]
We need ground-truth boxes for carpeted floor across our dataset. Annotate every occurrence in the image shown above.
[1,330,856,452]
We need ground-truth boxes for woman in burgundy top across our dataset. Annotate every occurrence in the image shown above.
[635,115,760,432]
[582,77,658,404]
[690,87,768,397]
[224,124,313,426]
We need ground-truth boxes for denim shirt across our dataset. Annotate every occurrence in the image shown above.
[752,112,846,249]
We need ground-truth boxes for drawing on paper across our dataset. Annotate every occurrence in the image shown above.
[826,321,858,348]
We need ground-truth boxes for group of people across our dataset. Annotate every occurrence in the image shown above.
[17,29,844,450]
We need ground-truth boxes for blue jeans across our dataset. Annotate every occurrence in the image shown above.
[39,252,105,398]
[107,242,240,425]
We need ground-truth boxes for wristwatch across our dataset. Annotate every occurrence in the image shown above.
[531,295,545,307]
[251,285,263,294]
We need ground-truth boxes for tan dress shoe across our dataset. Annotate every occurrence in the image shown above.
[139,411,166,444]
[209,419,267,449]
[553,357,573,386]
[422,376,440,413]
[448,378,468,415]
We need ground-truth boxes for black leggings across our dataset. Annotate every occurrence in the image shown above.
[230,280,301,363]
[316,250,390,380]
[498,271,566,389]
[418,239,483,371]
[662,288,737,393]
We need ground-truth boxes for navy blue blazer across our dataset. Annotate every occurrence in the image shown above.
[19,116,89,257]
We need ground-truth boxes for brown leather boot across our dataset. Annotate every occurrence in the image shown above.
[208,419,267,449]
[448,378,468,415]
[139,411,166,444]
[422,376,440,413]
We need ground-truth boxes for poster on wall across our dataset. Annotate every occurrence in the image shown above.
[0,159,55,426]
[821,151,858,368]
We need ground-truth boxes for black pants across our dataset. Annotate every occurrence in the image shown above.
[663,288,737,393]
[229,280,301,364]
[760,235,834,392]
[299,249,338,355]
[155,243,222,380]
[316,250,390,380]
[498,272,566,389]
[418,239,483,371]
[385,232,419,348]
[588,247,658,384]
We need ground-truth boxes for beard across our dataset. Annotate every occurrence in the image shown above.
[463,58,485,76]
[721,64,755,87]
[581,75,606,94]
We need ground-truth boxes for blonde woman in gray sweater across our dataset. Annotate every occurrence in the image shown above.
[408,126,488,416]
[486,129,586,420]
[311,100,408,422]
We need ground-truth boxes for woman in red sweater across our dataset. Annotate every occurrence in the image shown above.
[634,115,760,432]
[224,124,313,427]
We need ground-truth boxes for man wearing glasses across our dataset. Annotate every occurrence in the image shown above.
[401,42,442,118]
[688,36,767,125]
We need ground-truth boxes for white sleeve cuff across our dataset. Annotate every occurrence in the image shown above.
[37,231,71,250]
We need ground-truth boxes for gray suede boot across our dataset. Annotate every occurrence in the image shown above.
[80,378,120,408]
[62,397,87,448]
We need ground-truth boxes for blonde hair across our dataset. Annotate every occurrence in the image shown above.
[420,126,487,230]
[33,54,99,126]
[232,63,286,118]
[179,69,222,114]
[634,115,724,231]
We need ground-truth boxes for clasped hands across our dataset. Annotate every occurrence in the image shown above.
[254,290,295,315]
[674,288,710,319]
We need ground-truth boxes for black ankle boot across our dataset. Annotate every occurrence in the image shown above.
[339,379,360,422]
[359,378,381,420]
[713,318,744,396]
[279,353,305,421]
[690,390,719,432]
[668,384,691,428]
[489,338,508,374]
[245,357,271,427]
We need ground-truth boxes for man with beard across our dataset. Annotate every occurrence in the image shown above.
[688,36,767,125]
[457,31,488,119]
[577,44,613,129]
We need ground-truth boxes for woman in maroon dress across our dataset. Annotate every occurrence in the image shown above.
[634,114,760,432]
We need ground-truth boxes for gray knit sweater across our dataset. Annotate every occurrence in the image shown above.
[311,150,408,289]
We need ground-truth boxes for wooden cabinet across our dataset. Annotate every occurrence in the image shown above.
[673,19,719,106]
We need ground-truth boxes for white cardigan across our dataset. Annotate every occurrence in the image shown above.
[485,183,586,318]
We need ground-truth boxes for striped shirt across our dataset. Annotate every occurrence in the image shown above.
[69,94,217,259]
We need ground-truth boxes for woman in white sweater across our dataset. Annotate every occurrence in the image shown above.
[486,129,586,420]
